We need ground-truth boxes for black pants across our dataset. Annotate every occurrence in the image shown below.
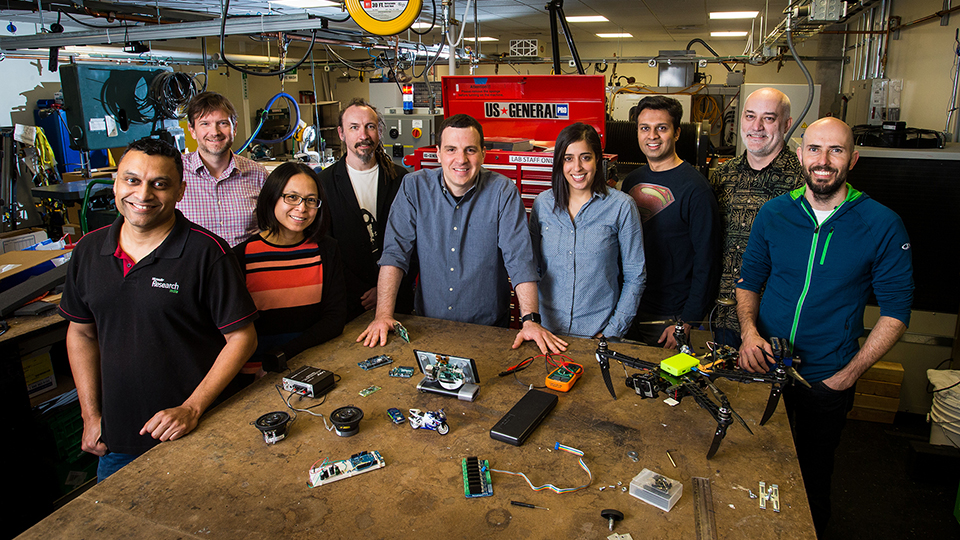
[783,381,856,538]
[625,310,674,347]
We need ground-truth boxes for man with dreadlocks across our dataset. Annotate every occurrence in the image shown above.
[318,98,416,320]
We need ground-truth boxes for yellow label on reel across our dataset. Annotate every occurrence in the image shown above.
[345,0,423,36]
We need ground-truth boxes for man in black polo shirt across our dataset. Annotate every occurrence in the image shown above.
[59,138,258,481]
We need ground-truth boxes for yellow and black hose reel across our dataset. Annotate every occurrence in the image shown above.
[344,0,423,36]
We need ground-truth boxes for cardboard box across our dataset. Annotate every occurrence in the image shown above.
[848,407,896,423]
[0,228,49,254]
[22,346,56,397]
[849,361,903,423]
[854,393,900,412]
[0,249,70,292]
[62,168,116,183]
[61,223,83,242]
[65,204,81,226]
[855,379,902,398]
[862,361,904,383]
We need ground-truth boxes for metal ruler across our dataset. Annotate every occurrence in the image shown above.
[692,477,719,540]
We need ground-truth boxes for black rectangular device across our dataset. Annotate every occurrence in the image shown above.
[490,389,558,446]
[282,366,336,398]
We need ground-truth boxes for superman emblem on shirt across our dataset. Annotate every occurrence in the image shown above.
[628,183,675,223]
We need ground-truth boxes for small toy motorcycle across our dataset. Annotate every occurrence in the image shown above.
[407,408,449,435]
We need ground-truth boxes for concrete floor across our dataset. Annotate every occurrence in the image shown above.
[825,412,960,540]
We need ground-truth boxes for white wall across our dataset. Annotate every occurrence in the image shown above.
[0,57,63,126]
[843,0,960,132]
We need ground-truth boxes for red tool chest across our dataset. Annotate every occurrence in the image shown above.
[403,74,614,211]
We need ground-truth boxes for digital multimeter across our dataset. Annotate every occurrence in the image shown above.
[545,362,583,392]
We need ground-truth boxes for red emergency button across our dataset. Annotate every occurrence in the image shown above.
[412,127,423,139]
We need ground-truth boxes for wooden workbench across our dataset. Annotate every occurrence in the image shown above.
[17,313,816,539]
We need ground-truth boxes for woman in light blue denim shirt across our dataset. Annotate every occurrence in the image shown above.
[529,122,647,339]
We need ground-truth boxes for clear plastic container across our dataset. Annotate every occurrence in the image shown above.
[629,468,682,511]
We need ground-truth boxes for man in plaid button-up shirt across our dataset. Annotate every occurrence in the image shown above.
[178,92,267,247]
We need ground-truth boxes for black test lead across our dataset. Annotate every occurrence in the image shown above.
[511,500,549,510]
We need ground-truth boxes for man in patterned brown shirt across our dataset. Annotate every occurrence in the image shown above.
[711,88,803,345]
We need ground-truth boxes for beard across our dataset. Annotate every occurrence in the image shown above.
[743,130,784,158]
[353,138,377,163]
[198,137,232,157]
[803,164,848,201]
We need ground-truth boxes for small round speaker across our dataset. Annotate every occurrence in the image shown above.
[330,406,364,437]
[254,411,292,444]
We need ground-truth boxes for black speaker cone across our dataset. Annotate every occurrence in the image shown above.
[254,411,292,444]
[330,406,364,437]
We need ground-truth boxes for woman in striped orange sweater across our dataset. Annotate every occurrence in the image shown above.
[232,162,347,385]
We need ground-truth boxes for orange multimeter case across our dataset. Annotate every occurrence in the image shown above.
[545,362,583,392]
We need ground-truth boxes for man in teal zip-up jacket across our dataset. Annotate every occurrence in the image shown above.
[736,117,913,537]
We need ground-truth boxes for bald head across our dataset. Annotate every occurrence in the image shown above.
[748,88,791,118]
[741,88,793,166]
[803,117,855,150]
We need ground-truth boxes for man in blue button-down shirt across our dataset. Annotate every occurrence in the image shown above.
[358,114,567,354]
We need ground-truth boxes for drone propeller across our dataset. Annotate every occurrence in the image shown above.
[596,340,662,400]
[754,339,812,425]
[786,366,811,388]
[596,340,617,400]
[759,374,786,426]
[706,418,729,460]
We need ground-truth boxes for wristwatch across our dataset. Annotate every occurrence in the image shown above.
[519,312,541,325]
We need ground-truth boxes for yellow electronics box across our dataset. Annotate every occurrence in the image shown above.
[660,353,699,377]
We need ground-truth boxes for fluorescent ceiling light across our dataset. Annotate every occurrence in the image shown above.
[467,36,498,42]
[566,16,608,23]
[411,22,435,29]
[710,11,759,19]
[274,0,339,7]
[597,33,633,38]
[710,31,748,37]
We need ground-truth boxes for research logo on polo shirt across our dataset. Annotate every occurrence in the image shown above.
[151,276,180,293]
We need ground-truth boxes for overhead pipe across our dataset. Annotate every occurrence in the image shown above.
[546,0,584,75]
[784,12,815,144]
[685,38,733,72]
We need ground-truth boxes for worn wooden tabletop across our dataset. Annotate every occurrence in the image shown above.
[18,313,815,539]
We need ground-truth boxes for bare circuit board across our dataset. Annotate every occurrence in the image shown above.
[308,451,385,488]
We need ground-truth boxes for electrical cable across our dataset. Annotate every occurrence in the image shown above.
[692,95,723,135]
[410,0,437,35]
[150,71,199,120]
[237,92,301,152]
[59,10,129,29]
[686,38,733,72]
[273,384,336,432]
[198,37,209,92]
[500,353,576,389]
[218,0,317,77]
[926,359,960,393]
[324,44,379,72]
[784,18,814,143]
[490,442,592,494]
[445,0,473,49]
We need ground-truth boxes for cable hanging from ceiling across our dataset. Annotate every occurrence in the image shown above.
[218,0,317,77]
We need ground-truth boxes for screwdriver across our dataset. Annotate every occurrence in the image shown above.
[511,500,549,510]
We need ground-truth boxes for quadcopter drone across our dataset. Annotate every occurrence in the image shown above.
[595,320,809,459]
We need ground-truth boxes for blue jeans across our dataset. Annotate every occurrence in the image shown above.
[97,451,139,482]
